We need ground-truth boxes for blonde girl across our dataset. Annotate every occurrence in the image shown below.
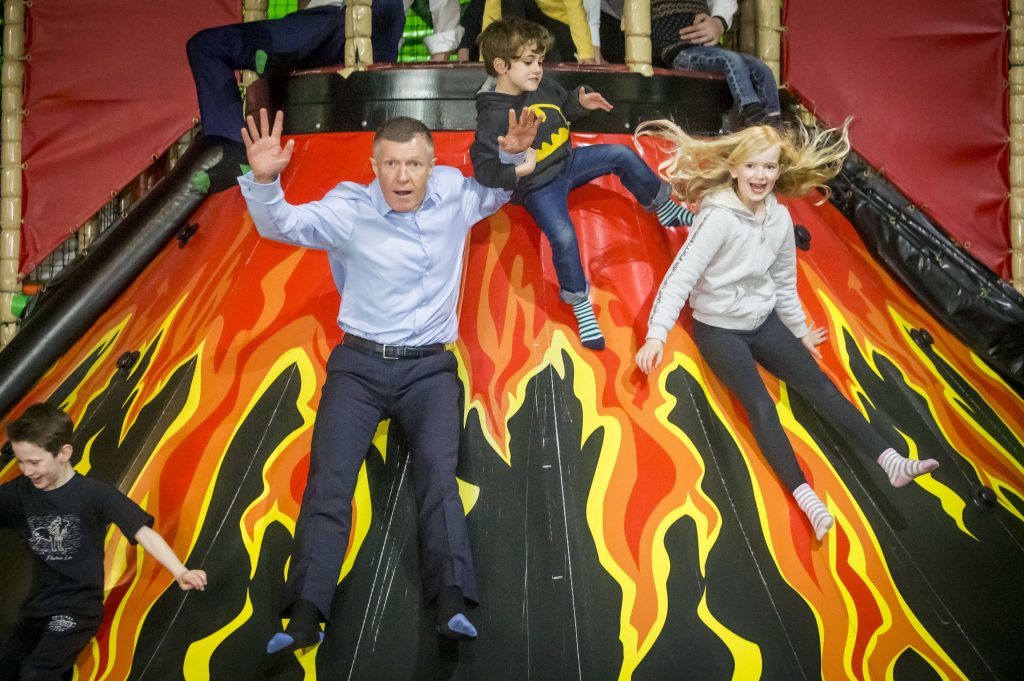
[633,121,939,539]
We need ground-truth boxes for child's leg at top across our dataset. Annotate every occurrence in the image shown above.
[749,314,939,488]
[671,45,773,125]
[741,53,781,120]
[522,181,606,350]
[563,144,695,227]
[692,319,835,540]
[0,613,101,681]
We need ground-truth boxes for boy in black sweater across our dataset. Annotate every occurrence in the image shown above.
[470,18,694,350]
[0,404,207,680]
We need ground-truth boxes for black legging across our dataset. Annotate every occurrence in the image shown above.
[693,313,889,491]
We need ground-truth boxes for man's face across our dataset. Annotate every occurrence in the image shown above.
[13,441,73,491]
[370,135,435,213]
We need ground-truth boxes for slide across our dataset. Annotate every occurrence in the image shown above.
[1,128,1022,681]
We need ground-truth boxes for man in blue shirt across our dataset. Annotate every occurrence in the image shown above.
[238,109,536,653]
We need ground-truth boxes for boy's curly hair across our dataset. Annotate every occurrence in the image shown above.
[478,17,554,77]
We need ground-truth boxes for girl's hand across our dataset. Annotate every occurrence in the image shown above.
[636,339,665,374]
[176,568,208,591]
[579,89,613,112]
[801,324,828,360]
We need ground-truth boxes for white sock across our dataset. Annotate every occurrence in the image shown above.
[793,483,834,540]
[877,448,940,488]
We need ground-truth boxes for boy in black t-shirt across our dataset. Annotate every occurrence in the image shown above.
[0,404,207,681]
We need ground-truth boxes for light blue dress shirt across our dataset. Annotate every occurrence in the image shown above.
[238,166,510,346]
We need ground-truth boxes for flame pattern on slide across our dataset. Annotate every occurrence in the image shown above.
[0,133,1020,680]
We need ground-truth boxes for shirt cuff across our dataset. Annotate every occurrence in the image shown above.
[499,148,527,165]
[423,26,465,54]
[237,171,283,202]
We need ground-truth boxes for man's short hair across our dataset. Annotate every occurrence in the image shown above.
[478,18,554,77]
[373,117,433,153]
[7,403,74,455]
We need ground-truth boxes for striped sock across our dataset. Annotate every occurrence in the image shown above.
[793,483,834,540]
[655,199,696,228]
[877,448,940,488]
[571,299,605,350]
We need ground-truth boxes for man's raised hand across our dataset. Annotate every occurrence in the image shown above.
[498,108,540,155]
[241,109,295,184]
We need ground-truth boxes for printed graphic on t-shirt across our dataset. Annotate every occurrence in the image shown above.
[48,614,77,633]
[27,514,81,561]
[526,104,569,162]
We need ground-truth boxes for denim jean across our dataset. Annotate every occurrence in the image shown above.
[521,144,670,302]
[672,45,780,113]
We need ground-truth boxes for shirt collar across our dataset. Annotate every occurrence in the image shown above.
[367,173,443,218]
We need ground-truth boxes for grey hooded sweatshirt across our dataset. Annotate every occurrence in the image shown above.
[646,188,809,343]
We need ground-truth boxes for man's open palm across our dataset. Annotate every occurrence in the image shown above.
[242,108,295,183]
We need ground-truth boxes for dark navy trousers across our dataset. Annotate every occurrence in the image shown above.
[284,343,479,620]
[186,3,406,143]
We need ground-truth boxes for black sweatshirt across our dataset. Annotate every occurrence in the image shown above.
[470,78,590,203]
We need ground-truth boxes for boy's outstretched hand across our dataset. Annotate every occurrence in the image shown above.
[498,108,540,154]
[636,339,664,374]
[579,89,613,112]
[241,108,295,184]
[176,568,208,592]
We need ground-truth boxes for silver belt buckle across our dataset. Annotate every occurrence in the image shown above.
[381,344,400,360]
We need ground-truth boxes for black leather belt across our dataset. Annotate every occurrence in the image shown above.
[342,334,448,360]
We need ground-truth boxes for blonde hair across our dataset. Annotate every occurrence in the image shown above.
[634,119,851,205]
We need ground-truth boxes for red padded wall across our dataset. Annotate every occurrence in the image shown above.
[784,1,1010,278]
[20,1,238,273]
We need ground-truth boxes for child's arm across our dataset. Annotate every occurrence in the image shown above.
[471,109,529,190]
[578,88,613,113]
[560,0,596,61]
[637,212,726,373]
[767,215,810,339]
[134,526,208,591]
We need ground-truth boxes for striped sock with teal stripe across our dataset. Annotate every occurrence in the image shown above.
[571,299,605,350]
[655,199,696,228]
